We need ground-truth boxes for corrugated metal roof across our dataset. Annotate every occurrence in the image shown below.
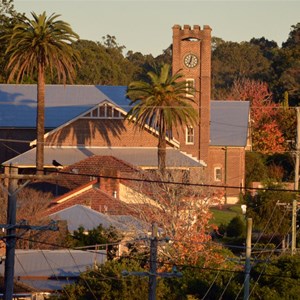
[3,146,204,168]
[49,204,150,233]
[0,85,250,147]
[0,84,130,128]
[210,100,250,146]
[0,249,106,291]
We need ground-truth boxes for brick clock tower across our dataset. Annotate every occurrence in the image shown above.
[172,24,212,164]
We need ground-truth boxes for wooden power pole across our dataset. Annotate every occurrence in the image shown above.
[3,167,18,300]
[122,223,182,299]
[295,107,300,190]
[291,199,297,255]
[0,167,56,299]
[244,218,252,300]
[149,223,158,300]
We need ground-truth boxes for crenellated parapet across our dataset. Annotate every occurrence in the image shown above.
[172,24,211,41]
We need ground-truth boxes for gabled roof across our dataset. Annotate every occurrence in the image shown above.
[0,249,106,291]
[49,204,149,233]
[0,84,129,128]
[0,84,250,147]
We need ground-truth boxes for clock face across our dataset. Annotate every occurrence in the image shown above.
[184,53,198,68]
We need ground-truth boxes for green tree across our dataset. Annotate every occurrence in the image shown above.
[226,216,246,238]
[272,23,300,105]
[69,225,122,259]
[212,41,271,99]
[0,0,20,82]
[282,23,300,48]
[245,152,268,187]
[251,254,300,299]
[126,64,198,173]
[2,11,81,174]
[49,258,171,300]
[246,182,295,236]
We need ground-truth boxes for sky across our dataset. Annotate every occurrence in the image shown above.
[13,0,300,57]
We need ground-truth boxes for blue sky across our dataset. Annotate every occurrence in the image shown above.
[14,0,300,56]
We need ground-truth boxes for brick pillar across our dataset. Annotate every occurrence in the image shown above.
[199,25,212,163]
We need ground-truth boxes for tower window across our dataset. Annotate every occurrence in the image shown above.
[186,79,195,97]
[214,167,222,182]
[186,126,194,144]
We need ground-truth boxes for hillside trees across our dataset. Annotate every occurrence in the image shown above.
[211,41,271,99]
[74,39,132,85]
[0,0,20,82]
[272,23,300,105]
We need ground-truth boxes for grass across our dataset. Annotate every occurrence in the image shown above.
[210,204,243,226]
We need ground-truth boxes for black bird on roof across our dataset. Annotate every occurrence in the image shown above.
[52,160,63,169]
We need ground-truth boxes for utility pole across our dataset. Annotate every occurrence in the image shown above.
[122,223,182,299]
[0,167,56,299]
[149,223,158,300]
[244,218,252,300]
[291,199,297,255]
[276,201,299,255]
[3,166,18,300]
[294,107,300,190]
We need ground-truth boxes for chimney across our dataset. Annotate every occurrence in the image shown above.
[99,168,120,198]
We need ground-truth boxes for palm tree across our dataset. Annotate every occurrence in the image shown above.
[126,64,198,174]
[3,11,81,174]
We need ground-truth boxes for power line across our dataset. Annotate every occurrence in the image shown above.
[3,164,298,194]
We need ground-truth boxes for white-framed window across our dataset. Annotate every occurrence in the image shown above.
[186,78,195,97]
[186,126,194,144]
[214,167,222,182]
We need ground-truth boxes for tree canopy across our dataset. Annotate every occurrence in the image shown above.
[2,11,81,173]
[126,64,198,173]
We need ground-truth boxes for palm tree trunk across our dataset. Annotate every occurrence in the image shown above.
[36,63,45,175]
[158,133,167,175]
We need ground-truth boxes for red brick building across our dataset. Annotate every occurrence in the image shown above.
[0,24,250,203]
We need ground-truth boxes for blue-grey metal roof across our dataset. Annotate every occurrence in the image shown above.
[49,204,149,233]
[210,100,250,147]
[0,84,249,147]
[0,84,130,128]
[3,146,204,168]
[0,249,106,291]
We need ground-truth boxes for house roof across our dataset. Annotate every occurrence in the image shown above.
[0,84,249,147]
[0,249,106,291]
[49,204,150,233]
[3,146,204,168]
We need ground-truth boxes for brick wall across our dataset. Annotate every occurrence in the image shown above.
[208,147,245,203]
[45,119,165,147]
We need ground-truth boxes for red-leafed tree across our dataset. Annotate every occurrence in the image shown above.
[227,78,285,153]
[126,169,225,266]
